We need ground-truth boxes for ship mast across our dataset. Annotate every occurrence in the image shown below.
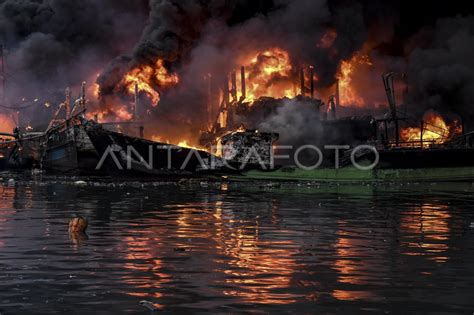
[65,87,71,119]
[382,72,399,145]
[81,81,86,108]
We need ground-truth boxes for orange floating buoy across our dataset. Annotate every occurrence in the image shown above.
[69,216,88,234]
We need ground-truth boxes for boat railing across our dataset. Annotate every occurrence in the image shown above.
[377,139,443,150]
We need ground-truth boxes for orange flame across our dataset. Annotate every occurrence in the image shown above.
[177,140,206,151]
[120,59,179,106]
[151,135,206,151]
[400,111,456,147]
[86,105,133,123]
[337,52,373,106]
[89,82,100,99]
[241,48,294,102]
[87,72,101,100]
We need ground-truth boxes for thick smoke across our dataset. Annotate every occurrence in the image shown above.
[134,0,239,64]
[98,0,240,97]
[3,0,473,137]
[405,16,474,129]
[258,99,323,146]
[98,0,384,142]
[0,0,147,101]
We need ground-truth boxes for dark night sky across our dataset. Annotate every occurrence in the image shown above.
[398,0,474,35]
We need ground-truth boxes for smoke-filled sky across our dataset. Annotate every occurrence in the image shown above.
[0,0,148,97]
[1,0,473,134]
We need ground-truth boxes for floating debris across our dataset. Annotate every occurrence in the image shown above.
[69,216,88,234]
[139,300,159,312]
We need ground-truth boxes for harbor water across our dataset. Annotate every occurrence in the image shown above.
[1,173,474,314]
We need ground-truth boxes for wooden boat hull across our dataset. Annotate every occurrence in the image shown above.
[42,125,100,174]
[42,139,79,173]
[0,141,15,170]
[6,135,43,169]
[235,146,474,183]
[85,121,231,178]
[376,148,474,169]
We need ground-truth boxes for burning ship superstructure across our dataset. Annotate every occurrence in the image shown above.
[198,63,379,169]
[233,70,474,182]
[361,73,474,170]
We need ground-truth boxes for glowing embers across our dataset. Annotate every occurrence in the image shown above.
[119,59,179,106]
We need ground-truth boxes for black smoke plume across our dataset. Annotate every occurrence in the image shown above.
[0,0,147,104]
[405,16,474,130]
[98,0,397,142]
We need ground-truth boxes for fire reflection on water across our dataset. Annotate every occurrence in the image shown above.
[0,185,15,248]
[213,201,299,304]
[0,185,35,248]
[0,181,465,311]
[400,203,451,263]
[200,200,299,304]
[331,222,380,301]
[118,199,300,306]
[120,226,169,309]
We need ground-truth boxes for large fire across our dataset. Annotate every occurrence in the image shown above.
[119,59,179,106]
[401,111,458,147]
[240,48,295,102]
[337,52,373,107]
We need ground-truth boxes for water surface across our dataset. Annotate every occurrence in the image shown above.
[1,173,474,314]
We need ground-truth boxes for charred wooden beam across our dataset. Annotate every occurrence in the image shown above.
[65,87,71,119]
[240,66,246,100]
[420,120,424,147]
[231,70,237,102]
[329,95,337,120]
[300,68,305,97]
[224,75,230,106]
[382,72,399,145]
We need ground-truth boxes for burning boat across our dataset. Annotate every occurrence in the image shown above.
[235,72,474,182]
[83,119,239,178]
[198,63,378,171]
